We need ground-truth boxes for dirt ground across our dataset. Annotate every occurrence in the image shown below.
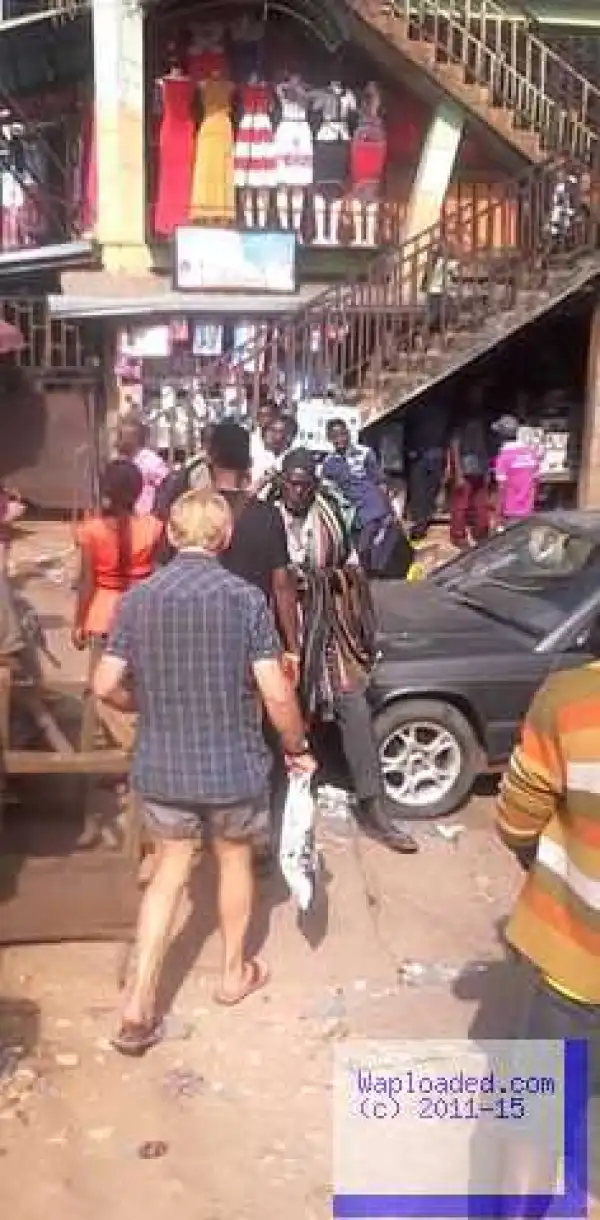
[0,522,596,1219]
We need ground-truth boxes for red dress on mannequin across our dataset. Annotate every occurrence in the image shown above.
[154,73,195,237]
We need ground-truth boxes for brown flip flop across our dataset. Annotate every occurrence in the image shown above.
[214,959,270,1007]
[111,1018,165,1057]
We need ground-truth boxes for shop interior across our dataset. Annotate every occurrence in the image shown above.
[379,292,592,510]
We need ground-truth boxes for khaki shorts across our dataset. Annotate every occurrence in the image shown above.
[142,794,270,848]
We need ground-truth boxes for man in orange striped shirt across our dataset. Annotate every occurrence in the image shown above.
[496,663,599,1207]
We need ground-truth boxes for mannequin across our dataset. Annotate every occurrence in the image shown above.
[234,71,276,229]
[230,15,265,78]
[154,50,195,237]
[350,81,387,247]
[190,63,235,223]
[311,81,357,245]
[188,22,226,83]
[273,71,313,237]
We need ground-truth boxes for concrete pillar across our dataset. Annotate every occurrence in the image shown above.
[92,0,150,274]
[578,302,600,509]
[403,100,465,241]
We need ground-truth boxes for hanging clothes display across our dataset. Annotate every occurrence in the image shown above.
[192,323,223,356]
[234,80,276,188]
[154,70,195,236]
[350,82,387,201]
[311,82,357,196]
[273,76,314,187]
[190,76,235,222]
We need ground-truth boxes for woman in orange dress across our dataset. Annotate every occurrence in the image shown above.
[73,460,163,648]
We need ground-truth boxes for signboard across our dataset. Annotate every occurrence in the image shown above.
[174,228,296,293]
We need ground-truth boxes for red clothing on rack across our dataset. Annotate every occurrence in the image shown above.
[154,74,195,237]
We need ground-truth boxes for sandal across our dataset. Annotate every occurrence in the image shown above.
[111,1018,165,1057]
[214,958,270,1007]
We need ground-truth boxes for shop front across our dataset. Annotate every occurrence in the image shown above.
[143,1,514,256]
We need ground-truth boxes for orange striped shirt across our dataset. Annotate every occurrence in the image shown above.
[496,663,600,1004]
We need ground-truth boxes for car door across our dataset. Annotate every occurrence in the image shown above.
[482,599,600,766]
[470,649,559,766]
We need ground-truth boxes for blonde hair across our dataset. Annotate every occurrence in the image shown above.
[168,488,233,554]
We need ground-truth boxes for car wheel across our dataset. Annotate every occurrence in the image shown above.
[373,699,481,821]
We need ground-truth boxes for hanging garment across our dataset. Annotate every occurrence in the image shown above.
[350,86,387,202]
[234,82,276,188]
[273,79,313,187]
[154,74,195,236]
[311,84,357,198]
[192,323,223,356]
[190,78,235,222]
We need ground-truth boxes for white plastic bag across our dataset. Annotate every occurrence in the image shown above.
[279,774,317,912]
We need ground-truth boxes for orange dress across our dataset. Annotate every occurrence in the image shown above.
[76,514,163,636]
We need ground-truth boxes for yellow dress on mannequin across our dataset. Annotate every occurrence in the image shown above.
[190,76,235,222]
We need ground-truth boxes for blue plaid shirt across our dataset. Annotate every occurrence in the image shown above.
[106,553,281,805]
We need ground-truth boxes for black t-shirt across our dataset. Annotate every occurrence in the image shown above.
[219,490,289,597]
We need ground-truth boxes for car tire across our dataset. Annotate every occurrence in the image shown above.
[373,698,481,821]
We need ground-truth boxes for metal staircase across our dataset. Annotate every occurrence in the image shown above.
[345,0,600,165]
[201,9,600,427]
[205,158,600,426]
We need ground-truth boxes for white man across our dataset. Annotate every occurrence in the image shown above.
[93,488,315,1056]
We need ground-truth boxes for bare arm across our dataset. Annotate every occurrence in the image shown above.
[72,544,94,647]
[272,566,299,655]
[92,653,128,703]
[252,656,306,755]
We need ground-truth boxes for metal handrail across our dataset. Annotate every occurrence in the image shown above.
[369,0,600,163]
[204,156,591,409]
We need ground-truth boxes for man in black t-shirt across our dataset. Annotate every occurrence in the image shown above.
[210,422,299,668]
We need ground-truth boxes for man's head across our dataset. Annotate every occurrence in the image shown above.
[117,412,146,458]
[168,488,233,555]
[209,421,251,488]
[493,414,519,442]
[326,418,350,455]
[265,416,289,457]
[256,400,277,436]
[281,448,318,517]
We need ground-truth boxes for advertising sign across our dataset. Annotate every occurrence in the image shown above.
[174,228,296,293]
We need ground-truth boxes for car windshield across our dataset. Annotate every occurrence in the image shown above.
[432,518,600,639]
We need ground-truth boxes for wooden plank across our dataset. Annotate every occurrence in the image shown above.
[21,690,76,755]
[0,851,138,943]
[5,749,128,775]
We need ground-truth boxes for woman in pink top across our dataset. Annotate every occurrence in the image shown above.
[492,414,540,526]
[117,413,168,516]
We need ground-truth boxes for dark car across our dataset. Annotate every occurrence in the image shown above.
[369,512,600,820]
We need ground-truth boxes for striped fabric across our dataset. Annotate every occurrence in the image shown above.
[497,663,600,1004]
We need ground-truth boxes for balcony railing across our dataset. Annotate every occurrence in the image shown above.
[197,157,599,416]
[0,1,88,19]
[153,191,410,250]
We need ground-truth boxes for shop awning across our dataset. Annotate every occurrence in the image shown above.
[49,280,332,320]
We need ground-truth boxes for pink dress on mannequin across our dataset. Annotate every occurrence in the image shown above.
[154,73,195,237]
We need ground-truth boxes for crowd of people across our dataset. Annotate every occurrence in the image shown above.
[66,407,423,1050]
[404,392,542,545]
[0,388,597,1210]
